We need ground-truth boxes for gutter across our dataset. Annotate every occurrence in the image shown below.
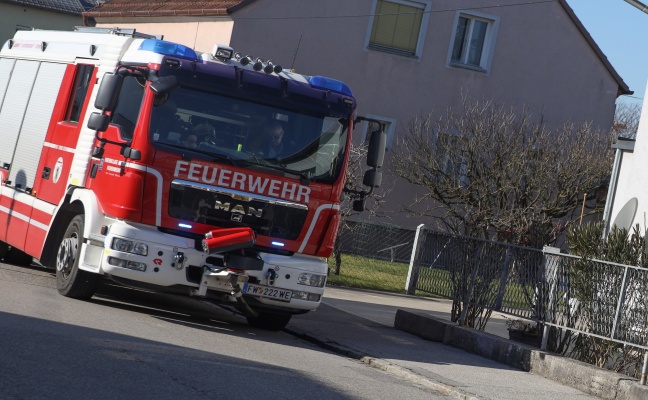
[83,9,230,18]
[625,0,648,14]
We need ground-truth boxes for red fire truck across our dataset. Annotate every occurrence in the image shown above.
[0,27,384,330]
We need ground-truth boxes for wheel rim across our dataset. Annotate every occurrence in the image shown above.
[56,235,78,278]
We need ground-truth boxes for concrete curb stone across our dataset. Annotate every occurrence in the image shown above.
[394,309,648,400]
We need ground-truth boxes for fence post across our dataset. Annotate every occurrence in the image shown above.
[405,224,426,295]
[493,247,513,311]
[611,266,630,340]
[541,246,560,351]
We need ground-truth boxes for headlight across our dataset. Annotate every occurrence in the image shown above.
[297,273,326,288]
[111,238,148,256]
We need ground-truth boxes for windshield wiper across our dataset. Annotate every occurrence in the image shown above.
[265,158,311,185]
[239,151,310,184]
[159,142,238,167]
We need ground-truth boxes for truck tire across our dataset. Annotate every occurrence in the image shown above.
[246,312,292,331]
[4,247,33,266]
[56,215,101,299]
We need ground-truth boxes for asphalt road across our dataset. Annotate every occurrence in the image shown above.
[0,262,449,400]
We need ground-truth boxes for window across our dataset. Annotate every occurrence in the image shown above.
[111,76,145,140]
[366,0,430,58]
[361,115,396,150]
[435,129,468,187]
[448,11,499,72]
[65,65,94,123]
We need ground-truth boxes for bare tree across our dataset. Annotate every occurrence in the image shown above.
[392,97,614,247]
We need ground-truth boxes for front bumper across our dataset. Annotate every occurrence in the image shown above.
[88,221,328,313]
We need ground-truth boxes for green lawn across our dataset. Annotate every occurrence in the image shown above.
[325,253,534,311]
[326,253,410,294]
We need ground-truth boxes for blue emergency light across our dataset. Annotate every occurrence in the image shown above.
[309,76,353,97]
[139,39,198,61]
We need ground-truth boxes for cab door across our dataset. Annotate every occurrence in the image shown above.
[33,64,96,205]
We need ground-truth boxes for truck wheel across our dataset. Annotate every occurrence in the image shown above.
[246,312,292,331]
[4,247,33,266]
[0,242,8,260]
[56,215,100,299]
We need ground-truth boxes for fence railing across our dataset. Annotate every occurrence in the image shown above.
[336,220,416,263]
[405,224,543,320]
[540,250,648,350]
[334,220,648,380]
[335,221,648,347]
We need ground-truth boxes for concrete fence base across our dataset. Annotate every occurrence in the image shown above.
[394,310,648,400]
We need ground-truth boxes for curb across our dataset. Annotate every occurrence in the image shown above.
[394,310,648,400]
[285,325,481,400]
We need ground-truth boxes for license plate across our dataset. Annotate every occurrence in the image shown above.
[242,283,292,302]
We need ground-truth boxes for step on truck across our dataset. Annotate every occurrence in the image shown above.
[0,27,385,331]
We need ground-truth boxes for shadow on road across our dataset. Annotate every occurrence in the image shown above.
[0,311,355,400]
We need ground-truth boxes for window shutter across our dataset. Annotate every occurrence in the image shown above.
[369,0,424,56]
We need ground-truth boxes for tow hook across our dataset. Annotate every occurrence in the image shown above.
[229,275,257,318]
[266,269,276,286]
[172,252,186,270]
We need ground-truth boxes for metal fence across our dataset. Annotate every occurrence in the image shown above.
[336,220,415,263]
[335,220,648,380]
[336,221,648,349]
[540,250,648,350]
[405,225,543,320]
[328,220,417,291]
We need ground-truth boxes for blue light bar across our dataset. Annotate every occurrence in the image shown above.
[271,241,285,247]
[139,39,198,61]
[309,76,353,96]
[178,223,193,229]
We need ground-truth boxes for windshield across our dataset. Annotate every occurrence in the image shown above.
[150,87,349,183]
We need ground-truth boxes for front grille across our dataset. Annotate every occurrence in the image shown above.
[169,180,308,240]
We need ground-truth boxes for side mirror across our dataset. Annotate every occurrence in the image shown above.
[150,75,179,95]
[363,169,382,188]
[367,129,386,168]
[87,112,110,132]
[95,72,123,112]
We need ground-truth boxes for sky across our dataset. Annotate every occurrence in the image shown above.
[567,0,648,108]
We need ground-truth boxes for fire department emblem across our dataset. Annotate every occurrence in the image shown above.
[53,157,63,184]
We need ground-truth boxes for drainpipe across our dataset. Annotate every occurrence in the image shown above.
[625,0,648,14]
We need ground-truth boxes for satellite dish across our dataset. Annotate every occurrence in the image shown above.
[611,197,638,231]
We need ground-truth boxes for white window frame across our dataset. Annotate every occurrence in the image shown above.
[360,114,397,151]
[446,10,500,74]
[364,0,431,60]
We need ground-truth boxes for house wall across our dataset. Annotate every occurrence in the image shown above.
[608,80,648,234]
[0,3,83,43]
[228,0,619,132]
[226,0,621,226]
[95,17,234,52]
[87,0,623,229]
